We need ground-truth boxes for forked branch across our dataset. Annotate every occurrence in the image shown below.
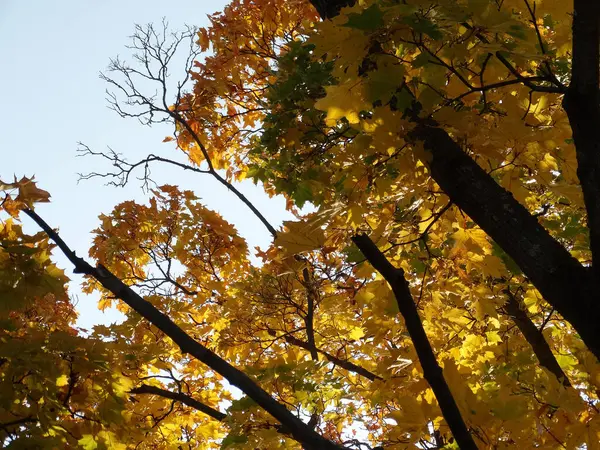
[23,208,343,450]
[85,22,277,237]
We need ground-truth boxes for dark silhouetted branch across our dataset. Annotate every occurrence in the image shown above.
[352,233,478,450]
[131,384,227,421]
[279,331,383,381]
[24,208,344,450]
[503,291,571,387]
[563,1,600,281]
[409,123,599,358]
[302,267,320,361]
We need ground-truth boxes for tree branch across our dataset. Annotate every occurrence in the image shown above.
[409,123,600,359]
[352,233,478,450]
[302,267,320,361]
[131,384,227,421]
[23,208,344,450]
[0,416,38,434]
[98,23,278,238]
[563,1,600,280]
[77,145,211,189]
[277,330,383,381]
[502,291,571,387]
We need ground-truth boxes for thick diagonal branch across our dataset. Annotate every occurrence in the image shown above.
[563,1,600,279]
[352,233,478,450]
[409,124,599,359]
[306,0,600,361]
[23,208,344,450]
[131,384,298,437]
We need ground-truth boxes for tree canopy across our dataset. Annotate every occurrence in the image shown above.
[2,0,600,448]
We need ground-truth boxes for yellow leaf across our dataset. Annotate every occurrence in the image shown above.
[347,205,364,229]
[56,374,69,387]
[348,326,365,340]
[389,396,426,429]
[485,331,502,345]
[314,81,369,126]
[78,435,98,450]
[275,220,325,255]
[451,227,490,255]
[473,296,498,320]
[112,374,133,397]
[443,308,470,325]
[481,254,506,277]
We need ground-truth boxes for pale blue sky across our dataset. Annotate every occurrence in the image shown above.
[1,1,295,329]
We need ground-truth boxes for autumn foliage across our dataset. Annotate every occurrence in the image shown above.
[2,0,600,448]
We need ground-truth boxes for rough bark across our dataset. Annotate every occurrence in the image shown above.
[563,1,600,280]
[306,0,600,360]
[410,124,599,358]
[353,233,479,450]
[302,267,320,361]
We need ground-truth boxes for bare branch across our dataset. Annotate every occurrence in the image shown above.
[77,143,210,189]
[95,22,278,237]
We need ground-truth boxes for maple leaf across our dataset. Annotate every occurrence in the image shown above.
[15,176,51,206]
[315,81,370,126]
[0,176,50,216]
[275,220,326,255]
[344,4,384,31]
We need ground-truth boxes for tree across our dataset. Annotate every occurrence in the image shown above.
[2,0,600,448]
